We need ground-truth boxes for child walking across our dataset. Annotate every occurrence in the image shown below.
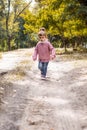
[32,30,56,79]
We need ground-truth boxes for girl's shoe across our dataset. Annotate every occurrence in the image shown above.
[41,75,46,80]
[41,77,46,80]
[46,76,50,78]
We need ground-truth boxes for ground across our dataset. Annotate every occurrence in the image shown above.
[0,49,87,130]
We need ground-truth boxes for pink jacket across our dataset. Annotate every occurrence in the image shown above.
[32,40,56,62]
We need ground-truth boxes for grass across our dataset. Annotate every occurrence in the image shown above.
[0,49,34,82]
[56,47,87,55]
[56,48,73,55]
[4,68,26,81]
[5,59,33,81]
[55,48,87,61]
[24,48,34,56]
[19,59,33,70]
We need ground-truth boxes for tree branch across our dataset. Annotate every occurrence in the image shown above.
[14,0,32,23]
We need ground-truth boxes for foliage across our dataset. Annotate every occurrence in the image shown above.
[0,0,87,51]
[0,0,32,51]
[31,0,87,50]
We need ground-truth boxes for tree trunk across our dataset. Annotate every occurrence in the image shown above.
[6,0,11,51]
[5,0,32,51]
[7,36,11,51]
[64,42,67,52]
[61,37,67,53]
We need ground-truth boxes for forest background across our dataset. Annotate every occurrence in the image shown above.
[0,0,87,52]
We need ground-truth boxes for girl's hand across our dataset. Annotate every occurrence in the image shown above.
[50,55,55,60]
[32,56,37,61]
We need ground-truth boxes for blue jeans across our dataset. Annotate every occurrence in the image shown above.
[38,61,49,77]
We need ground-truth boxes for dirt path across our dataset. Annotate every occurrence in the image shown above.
[0,49,87,130]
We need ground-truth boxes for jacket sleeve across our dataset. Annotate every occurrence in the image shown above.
[48,42,56,59]
[32,45,38,61]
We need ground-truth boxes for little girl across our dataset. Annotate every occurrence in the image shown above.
[32,31,56,79]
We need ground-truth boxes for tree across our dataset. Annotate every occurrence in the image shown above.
[78,0,87,6]
[36,0,87,48]
[2,0,32,51]
[20,0,87,50]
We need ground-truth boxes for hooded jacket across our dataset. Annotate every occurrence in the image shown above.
[32,40,56,62]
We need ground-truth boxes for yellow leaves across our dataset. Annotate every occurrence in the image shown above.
[41,0,52,6]
[21,9,38,33]
[21,10,36,25]
[24,24,38,34]
[63,19,87,38]
[20,0,87,39]
[24,24,33,33]
[83,28,87,36]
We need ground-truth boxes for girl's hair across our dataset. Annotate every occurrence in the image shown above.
[39,27,46,31]
[38,30,46,37]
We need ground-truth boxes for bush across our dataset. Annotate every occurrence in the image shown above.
[77,46,87,53]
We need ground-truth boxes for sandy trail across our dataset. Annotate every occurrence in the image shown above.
[0,49,87,130]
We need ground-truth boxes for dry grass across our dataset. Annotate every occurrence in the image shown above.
[4,68,26,81]
[4,59,33,81]
[24,48,34,57]
[56,48,73,55]
[55,48,87,61]
[19,59,33,70]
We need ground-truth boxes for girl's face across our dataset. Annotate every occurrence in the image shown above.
[39,35,46,41]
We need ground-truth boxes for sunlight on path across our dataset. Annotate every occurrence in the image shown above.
[48,61,75,80]
[0,49,32,72]
[32,60,76,81]
[0,49,86,130]
[19,59,83,130]
[0,52,22,71]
